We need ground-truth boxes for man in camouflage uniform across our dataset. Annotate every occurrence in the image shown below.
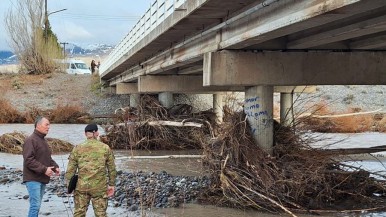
[65,124,117,217]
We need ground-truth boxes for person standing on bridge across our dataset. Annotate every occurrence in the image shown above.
[23,116,60,217]
[65,123,117,216]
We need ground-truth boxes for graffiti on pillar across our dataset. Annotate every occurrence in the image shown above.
[244,96,268,120]
[244,96,273,132]
[245,96,259,103]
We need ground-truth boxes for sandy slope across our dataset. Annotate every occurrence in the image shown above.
[0,71,130,115]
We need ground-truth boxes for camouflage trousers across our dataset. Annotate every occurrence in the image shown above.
[73,189,108,217]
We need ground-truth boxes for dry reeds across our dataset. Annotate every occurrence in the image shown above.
[0,98,24,123]
[200,111,386,215]
[0,132,73,154]
[377,116,386,132]
[24,106,47,124]
[46,137,74,153]
[299,102,377,133]
[50,104,87,124]
[105,95,215,150]
[0,97,89,124]
[0,132,25,154]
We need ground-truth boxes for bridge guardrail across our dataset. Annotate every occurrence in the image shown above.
[100,0,186,75]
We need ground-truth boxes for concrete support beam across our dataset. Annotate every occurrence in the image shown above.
[274,86,316,93]
[213,93,224,124]
[178,65,203,75]
[351,35,386,49]
[287,14,386,49]
[280,93,294,127]
[245,86,274,155]
[103,86,116,94]
[116,83,138,94]
[204,51,386,86]
[130,94,140,108]
[138,75,244,93]
[159,92,174,108]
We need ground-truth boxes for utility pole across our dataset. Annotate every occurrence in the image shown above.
[45,0,48,42]
[60,42,69,59]
[44,0,67,43]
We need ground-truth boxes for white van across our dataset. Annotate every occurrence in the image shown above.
[56,59,92,75]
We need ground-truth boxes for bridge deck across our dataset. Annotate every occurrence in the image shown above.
[100,0,386,86]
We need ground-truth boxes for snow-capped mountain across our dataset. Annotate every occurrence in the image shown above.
[65,43,114,56]
[0,44,115,65]
[0,51,17,65]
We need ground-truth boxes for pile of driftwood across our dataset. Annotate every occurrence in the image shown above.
[0,132,73,154]
[104,95,216,150]
[200,111,386,216]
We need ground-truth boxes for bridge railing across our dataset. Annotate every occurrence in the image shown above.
[100,0,186,75]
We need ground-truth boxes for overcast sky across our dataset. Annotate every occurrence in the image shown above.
[0,0,153,50]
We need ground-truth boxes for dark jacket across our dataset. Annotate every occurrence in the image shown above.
[23,130,58,184]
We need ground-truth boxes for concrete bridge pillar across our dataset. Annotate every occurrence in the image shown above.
[244,86,274,155]
[130,94,140,108]
[213,93,224,124]
[280,93,294,127]
[159,92,174,108]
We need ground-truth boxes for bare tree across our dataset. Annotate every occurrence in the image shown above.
[4,0,63,74]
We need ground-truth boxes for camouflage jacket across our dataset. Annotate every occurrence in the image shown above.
[65,139,116,192]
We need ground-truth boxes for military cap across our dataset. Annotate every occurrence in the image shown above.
[85,124,98,132]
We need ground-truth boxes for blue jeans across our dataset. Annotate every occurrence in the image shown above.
[25,181,46,217]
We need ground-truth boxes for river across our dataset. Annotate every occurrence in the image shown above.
[0,124,385,217]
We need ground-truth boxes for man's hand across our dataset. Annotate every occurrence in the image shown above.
[45,166,56,177]
[52,167,60,175]
[107,186,115,197]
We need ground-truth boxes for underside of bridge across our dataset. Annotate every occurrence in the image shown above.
[101,0,386,153]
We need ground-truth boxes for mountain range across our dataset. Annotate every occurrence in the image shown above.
[0,43,114,65]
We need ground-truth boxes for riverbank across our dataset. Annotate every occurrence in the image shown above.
[0,72,130,116]
[0,168,210,210]
[1,124,386,216]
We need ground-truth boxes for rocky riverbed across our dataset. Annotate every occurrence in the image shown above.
[0,167,210,211]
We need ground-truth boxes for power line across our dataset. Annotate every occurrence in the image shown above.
[65,13,140,18]
[53,13,141,21]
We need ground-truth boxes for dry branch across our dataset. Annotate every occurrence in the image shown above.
[299,109,383,119]
[200,111,386,215]
[113,121,203,128]
[0,132,73,154]
[104,95,215,150]
[116,155,203,159]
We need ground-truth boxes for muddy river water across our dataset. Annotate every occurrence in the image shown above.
[0,124,385,217]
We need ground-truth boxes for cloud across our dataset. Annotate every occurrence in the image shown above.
[0,0,153,49]
[53,21,94,43]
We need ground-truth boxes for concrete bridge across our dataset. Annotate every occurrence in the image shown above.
[99,0,386,154]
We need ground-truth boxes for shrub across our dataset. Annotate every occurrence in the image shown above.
[378,116,386,132]
[90,73,104,95]
[49,104,87,124]
[331,114,373,133]
[0,98,24,123]
[299,105,374,133]
[12,77,23,89]
[23,106,46,124]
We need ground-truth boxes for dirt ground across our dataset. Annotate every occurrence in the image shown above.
[0,72,95,112]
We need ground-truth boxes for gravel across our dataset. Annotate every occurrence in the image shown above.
[299,85,385,112]
[0,168,210,209]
